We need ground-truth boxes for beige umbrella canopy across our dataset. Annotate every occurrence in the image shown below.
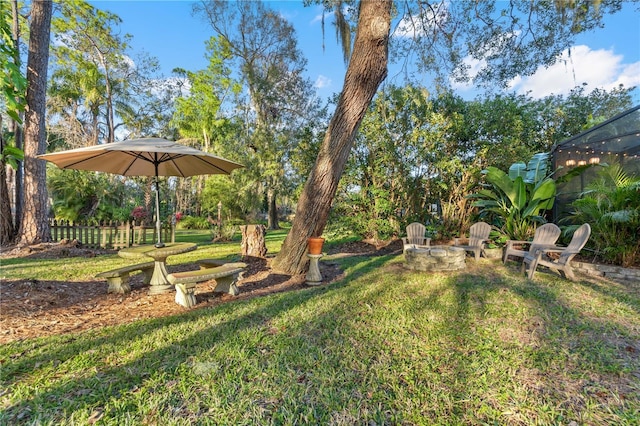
[38,138,244,247]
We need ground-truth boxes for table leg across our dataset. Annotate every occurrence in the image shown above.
[148,258,173,294]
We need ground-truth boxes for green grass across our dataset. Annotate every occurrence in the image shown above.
[1,232,639,425]
[0,229,288,281]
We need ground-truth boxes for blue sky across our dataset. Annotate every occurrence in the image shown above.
[91,0,640,104]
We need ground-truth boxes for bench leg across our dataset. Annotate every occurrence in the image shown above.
[106,274,130,294]
[141,267,153,285]
[213,273,241,296]
[175,283,197,308]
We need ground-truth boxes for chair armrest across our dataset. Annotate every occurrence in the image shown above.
[532,245,567,258]
[505,240,528,250]
[506,240,529,246]
[539,246,566,253]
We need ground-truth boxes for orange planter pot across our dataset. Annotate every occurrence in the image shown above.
[307,237,325,255]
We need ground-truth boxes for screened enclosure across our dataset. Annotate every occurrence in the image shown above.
[551,105,640,220]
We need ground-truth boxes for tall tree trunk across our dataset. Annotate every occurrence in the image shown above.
[144,178,153,223]
[1,120,16,245]
[0,0,22,245]
[11,0,23,231]
[104,65,115,144]
[10,119,23,229]
[196,175,204,217]
[267,188,279,230]
[0,164,15,245]
[92,112,99,145]
[19,0,52,245]
[272,0,391,274]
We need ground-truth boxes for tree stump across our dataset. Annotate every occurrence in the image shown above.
[240,224,267,258]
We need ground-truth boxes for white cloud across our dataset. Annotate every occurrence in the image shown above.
[395,14,427,38]
[310,11,327,25]
[314,75,332,89]
[394,2,448,39]
[604,61,640,89]
[450,56,487,91]
[121,55,137,71]
[149,76,190,97]
[509,45,640,98]
[452,45,639,99]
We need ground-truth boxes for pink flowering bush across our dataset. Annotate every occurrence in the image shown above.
[131,206,149,223]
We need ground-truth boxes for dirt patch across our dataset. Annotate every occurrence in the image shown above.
[0,239,402,344]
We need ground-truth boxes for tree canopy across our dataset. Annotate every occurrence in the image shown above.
[2,0,636,265]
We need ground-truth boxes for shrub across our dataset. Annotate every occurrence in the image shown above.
[566,165,640,267]
[468,155,556,241]
[210,222,239,242]
[177,215,210,230]
[131,206,149,222]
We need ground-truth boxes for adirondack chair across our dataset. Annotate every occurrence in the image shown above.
[502,223,562,264]
[521,223,591,281]
[402,222,431,252]
[453,221,491,260]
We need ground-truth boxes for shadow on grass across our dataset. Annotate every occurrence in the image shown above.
[1,252,400,422]
[2,254,638,423]
[2,291,324,422]
[504,260,640,315]
[448,261,639,417]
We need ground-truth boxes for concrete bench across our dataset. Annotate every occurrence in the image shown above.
[96,262,154,294]
[167,262,247,308]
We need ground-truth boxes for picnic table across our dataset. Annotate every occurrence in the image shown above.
[118,242,197,294]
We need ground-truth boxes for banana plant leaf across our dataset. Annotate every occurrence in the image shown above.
[525,152,550,184]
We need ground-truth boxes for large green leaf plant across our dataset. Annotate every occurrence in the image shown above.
[469,153,556,241]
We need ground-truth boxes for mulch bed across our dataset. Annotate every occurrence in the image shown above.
[0,239,403,344]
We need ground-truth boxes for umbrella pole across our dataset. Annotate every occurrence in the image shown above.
[154,170,164,248]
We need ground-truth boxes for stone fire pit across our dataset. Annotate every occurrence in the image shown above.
[404,246,466,272]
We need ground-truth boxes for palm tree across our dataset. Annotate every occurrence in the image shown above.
[567,164,640,267]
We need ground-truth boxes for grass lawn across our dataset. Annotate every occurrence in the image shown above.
[1,231,639,425]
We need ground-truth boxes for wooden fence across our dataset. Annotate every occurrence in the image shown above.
[49,220,175,249]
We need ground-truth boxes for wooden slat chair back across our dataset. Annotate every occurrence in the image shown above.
[503,223,561,264]
[522,223,591,281]
[454,221,491,260]
[402,222,431,252]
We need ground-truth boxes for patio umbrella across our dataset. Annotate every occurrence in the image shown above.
[38,137,244,247]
